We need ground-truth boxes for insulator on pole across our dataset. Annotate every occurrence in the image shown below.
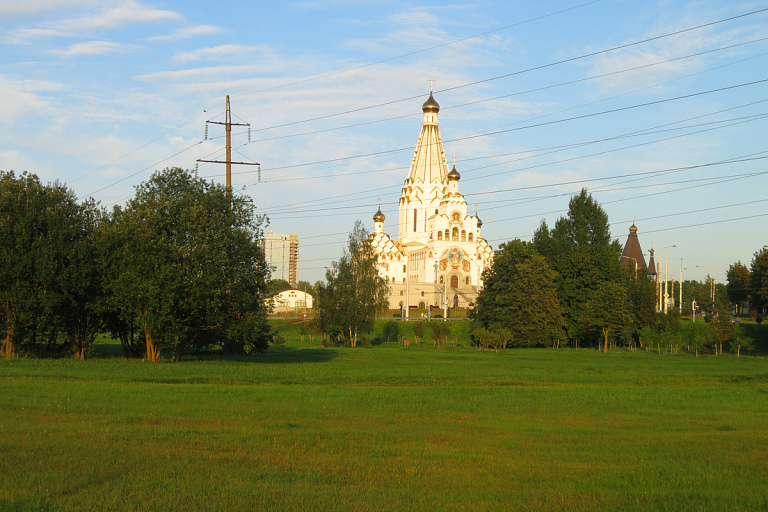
[204,124,208,140]
[248,126,251,143]
[258,166,261,183]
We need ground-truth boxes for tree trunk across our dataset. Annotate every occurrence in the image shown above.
[737,345,740,358]
[603,328,609,354]
[172,344,182,362]
[1,325,18,359]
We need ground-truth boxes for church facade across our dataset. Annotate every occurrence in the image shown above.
[369,90,494,314]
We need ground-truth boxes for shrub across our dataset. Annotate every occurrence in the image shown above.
[382,321,399,343]
[757,316,764,325]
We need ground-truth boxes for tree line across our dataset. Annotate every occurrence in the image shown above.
[0,168,273,361]
[471,189,753,354]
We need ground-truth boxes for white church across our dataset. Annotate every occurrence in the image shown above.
[369,88,494,315]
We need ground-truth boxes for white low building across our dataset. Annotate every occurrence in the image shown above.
[270,289,314,311]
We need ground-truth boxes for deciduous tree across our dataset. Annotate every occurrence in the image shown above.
[726,262,751,314]
[472,239,564,347]
[315,221,389,347]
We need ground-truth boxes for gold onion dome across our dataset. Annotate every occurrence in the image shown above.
[629,223,638,233]
[447,164,461,181]
[422,92,440,113]
[373,208,385,222]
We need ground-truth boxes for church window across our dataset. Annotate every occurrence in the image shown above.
[451,275,459,288]
[444,229,449,240]
[452,227,459,240]
[421,291,424,297]
[403,265,406,272]
[466,277,471,285]
[413,209,417,232]
[461,230,466,241]
[392,277,395,282]
[435,209,438,214]
[400,290,404,296]
[437,231,443,241]
[403,278,406,283]
[439,276,444,284]
[468,233,473,242]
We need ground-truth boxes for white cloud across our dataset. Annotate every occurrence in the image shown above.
[0,75,59,126]
[146,25,224,42]
[56,0,183,31]
[172,44,271,65]
[0,0,98,18]
[3,28,75,44]
[49,40,130,56]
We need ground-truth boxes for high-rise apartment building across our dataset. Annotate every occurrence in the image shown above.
[260,232,298,286]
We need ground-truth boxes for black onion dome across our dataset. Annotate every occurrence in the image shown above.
[422,92,440,113]
[373,208,385,222]
[476,216,483,228]
[447,165,461,181]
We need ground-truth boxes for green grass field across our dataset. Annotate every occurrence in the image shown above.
[1,320,767,511]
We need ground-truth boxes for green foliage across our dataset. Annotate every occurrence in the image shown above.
[0,171,106,359]
[533,189,623,343]
[472,239,564,347]
[580,281,633,352]
[315,221,389,347]
[726,261,751,313]
[750,247,768,310]
[267,278,292,294]
[413,320,425,343]
[428,322,451,348]
[381,320,399,343]
[105,168,271,361]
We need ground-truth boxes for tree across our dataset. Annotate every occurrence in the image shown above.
[622,267,657,345]
[315,221,389,347]
[750,248,768,311]
[472,239,564,347]
[533,189,623,344]
[711,298,737,355]
[0,172,105,359]
[580,281,633,353]
[726,262,751,314]
[106,168,271,361]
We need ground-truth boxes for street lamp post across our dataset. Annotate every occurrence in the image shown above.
[621,255,639,279]
[655,245,676,313]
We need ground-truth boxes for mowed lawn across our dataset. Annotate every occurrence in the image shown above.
[1,324,767,511]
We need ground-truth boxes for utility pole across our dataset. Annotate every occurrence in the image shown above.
[197,96,260,208]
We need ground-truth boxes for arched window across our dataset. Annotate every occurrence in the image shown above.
[468,233,473,242]
[419,301,425,309]
[466,277,471,285]
[452,227,459,240]
[392,277,395,282]
[439,276,444,284]
[461,230,466,241]
[403,278,406,283]
[444,229,449,240]
[437,231,443,240]
[421,291,424,297]
[450,275,459,288]
[434,209,438,214]
[403,265,406,272]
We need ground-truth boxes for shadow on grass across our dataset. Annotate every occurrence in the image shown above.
[183,346,338,364]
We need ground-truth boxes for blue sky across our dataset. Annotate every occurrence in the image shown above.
[1,0,767,287]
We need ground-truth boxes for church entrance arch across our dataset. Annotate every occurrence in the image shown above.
[450,275,459,289]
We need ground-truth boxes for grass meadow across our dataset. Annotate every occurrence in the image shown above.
[1,320,767,511]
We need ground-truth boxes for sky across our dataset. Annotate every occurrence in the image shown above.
[1,0,767,288]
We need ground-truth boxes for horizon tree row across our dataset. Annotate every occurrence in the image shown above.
[0,168,274,361]
[471,189,744,353]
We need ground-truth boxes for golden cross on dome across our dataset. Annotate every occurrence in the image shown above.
[428,77,435,92]
[453,155,456,166]
[377,197,381,208]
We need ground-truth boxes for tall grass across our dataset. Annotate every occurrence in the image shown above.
[1,321,766,511]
